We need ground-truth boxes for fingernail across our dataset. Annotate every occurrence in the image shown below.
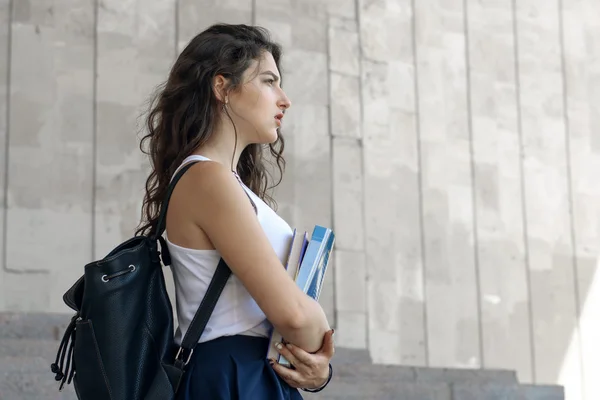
[275,342,282,350]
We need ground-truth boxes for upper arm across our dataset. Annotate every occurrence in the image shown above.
[181,162,307,330]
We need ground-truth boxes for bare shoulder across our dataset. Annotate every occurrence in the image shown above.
[176,160,253,220]
[166,161,240,249]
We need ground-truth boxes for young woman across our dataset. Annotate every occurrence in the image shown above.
[135,24,335,399]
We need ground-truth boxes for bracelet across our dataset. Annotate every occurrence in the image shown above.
[301,363,333,393]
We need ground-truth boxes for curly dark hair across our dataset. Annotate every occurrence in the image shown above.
[136,23,286,236]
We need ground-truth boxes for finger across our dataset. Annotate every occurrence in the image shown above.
[270,360,303,388]
[282,342,315,367]
[275,343,303,370]
[319,329,335,358]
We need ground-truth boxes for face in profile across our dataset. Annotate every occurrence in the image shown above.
[224,51,292,145]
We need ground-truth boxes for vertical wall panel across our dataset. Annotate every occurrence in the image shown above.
[360,0,426,365]
[414,0,481,367]
[332,137,366,348]
[0,0,9,310]
[329,13,365,344]
[467,0,533,381]
[334,248,367,348]
[5,0,94,311]
[561,0,600,398]
[516,0,582,398]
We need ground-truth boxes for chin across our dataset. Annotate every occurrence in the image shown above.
[258,129,280,145]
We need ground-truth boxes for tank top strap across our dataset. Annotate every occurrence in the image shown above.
[171,155,212,180]
[231,171,258,214]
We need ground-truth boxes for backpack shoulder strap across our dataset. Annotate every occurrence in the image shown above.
[152,161,199,240]
[174,257,231,368]
[151,161,232,368]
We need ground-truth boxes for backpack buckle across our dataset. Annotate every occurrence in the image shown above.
[175,347,194,366]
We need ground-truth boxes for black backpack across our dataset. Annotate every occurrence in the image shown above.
[50,161,231,400]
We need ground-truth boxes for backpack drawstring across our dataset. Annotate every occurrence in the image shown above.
[51,314,78,390]
[60,336,76,390]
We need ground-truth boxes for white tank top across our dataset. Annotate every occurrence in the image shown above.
[165,155,294,344]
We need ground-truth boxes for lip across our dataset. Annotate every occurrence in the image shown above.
[275,113,284,126]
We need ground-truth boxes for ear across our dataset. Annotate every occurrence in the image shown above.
[212,74,229,103]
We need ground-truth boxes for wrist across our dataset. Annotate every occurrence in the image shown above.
[302,363,333,393]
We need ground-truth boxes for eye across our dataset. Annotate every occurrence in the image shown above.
[265,79,275,85]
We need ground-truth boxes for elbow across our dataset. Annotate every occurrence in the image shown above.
[279,301,313,332]
[269,293,327,342]
[285,308,310,331]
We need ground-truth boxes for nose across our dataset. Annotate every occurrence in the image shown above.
[278,90,291,110]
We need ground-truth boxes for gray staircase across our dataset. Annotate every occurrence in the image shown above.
[0,313,564,400]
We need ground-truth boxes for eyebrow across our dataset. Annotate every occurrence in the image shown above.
[260,71,280,82]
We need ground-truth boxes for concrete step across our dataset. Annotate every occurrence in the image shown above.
[0,339,517,386]
[0,355,78,400]
[451,383,564,400]
[332,362,518,385]
[517,384,565,400]
[332,347,518,384]
[305,380,452,400]
[0,339,61,360]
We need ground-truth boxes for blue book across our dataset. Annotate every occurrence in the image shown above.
[295,225,335,299]
[277,225,335,367]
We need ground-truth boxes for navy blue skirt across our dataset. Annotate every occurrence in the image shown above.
[176,335,304,400]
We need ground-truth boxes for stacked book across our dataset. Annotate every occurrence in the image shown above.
[266,225,336,366]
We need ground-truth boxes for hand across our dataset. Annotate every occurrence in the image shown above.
[269,329,335,390]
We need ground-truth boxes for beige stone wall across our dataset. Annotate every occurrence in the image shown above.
[0,1,599,399]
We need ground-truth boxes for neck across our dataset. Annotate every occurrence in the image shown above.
[193,119,248,171]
